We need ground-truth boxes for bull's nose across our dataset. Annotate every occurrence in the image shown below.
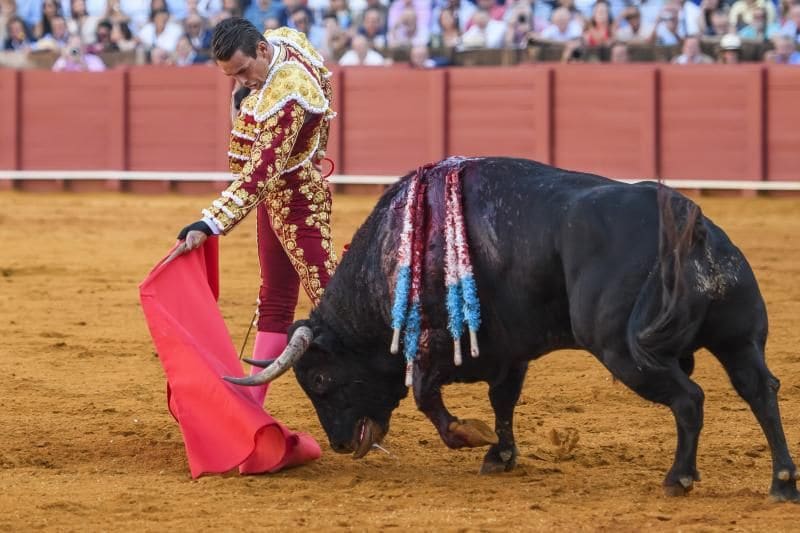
[331,442,353,454]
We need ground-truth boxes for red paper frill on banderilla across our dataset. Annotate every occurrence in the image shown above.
[138,238,320,478]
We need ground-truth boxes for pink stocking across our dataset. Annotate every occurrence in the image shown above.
[248,331,287,405]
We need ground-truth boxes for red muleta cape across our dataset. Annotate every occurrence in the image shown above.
[138,238,320,478]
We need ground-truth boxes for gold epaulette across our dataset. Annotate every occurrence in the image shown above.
[240,61,328,122]
[264,27,325,68]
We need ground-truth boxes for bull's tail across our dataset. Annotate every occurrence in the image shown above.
[626,186,705,370]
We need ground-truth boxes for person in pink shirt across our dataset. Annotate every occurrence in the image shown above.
[51,34,106,71]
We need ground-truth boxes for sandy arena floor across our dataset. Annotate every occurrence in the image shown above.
[0,190,799,531]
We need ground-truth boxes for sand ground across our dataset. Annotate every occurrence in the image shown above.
[0,191,798,532]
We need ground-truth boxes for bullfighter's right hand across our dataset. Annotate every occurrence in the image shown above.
[164,221,214,265]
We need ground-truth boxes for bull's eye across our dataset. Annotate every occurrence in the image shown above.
[311,371,331,395]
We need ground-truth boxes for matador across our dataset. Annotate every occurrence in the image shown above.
[173,18,338,403]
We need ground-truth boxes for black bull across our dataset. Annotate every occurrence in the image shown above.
[228,157,799,500]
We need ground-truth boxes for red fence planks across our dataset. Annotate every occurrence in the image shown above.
[0,69,19,190]
[341,67,446,176]
[448,66,551,163]
[127,65,227,172]
[766,66,800,182]
[19,70,126,171]
[552,64,657,179]
[659,65,763,181]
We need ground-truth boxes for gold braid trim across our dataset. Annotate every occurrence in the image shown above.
[266,162,337,305]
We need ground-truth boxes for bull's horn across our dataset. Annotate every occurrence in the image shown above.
[223,326,313,386]
[242,358,275,368]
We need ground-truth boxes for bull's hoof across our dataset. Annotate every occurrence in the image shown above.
[480,446,518,474]
[663,475,695,497]
[770,473,800,502]
[448,419,498,448]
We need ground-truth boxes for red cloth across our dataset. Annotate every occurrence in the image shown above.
[138,238,321,478]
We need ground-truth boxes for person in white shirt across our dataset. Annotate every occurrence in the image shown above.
[339,33,386,64]
[539,6,583,41]
[137,7,183,51]
[671,34,713,63]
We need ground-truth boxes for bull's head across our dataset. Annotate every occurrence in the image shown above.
[224,321,407,458]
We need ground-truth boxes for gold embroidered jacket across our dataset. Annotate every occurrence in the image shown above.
[202,27,335,234]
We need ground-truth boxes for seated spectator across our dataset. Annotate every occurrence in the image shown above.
[34,0,62,39]
[705,9,731,36]
[504,8,535,48]
[339,33,387,64]
[4,15,32,50]
[358,6,387,48]
[329,0,353,29]
[609,40,629,61]
[106,0,140,32]
[504,0,547,41]
[653,5,681,45]
[109,19,136,50]
[460,9,505,47]
[387,0,430,46]
[697,0,720,36]
[320,11,349,60]
[149,44,172,64]
[0,0,15,45]
[671,34,713,62]
[738,6,780,40]
[37,13,70,49]
[174,33,209,64]
[185,0,223,20]
[539,6,583,42]
[729,0,776,30]
[67,0,100,44]
[52,34,106,70]
[615,6,654,41]
[628,0,664,28]
[779,4,800,43]
[264,15,280,29]
[583,0,614,47]
[184,13,211,49]
[409,43,435,66]
[355,0,388,30]
[466,0,505,29]
[388,5,427,47]
[765,33,800,63]
[244,0,283,31]
[673,0,701,37]
[430,7,461,48]
[717,32,741,62]
[138,7,182,51]
[289,6,324,49]
[87,19,117,53]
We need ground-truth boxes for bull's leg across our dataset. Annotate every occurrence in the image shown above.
[602,351,704,496]
[412,359,497,450]
[711,345,799,502]
[480,362,528,474]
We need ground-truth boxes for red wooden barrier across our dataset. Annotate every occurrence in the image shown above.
[447,66,551,163]
[126,65,229,193]
[766,66,800,182]
[3,65,800,191]
[659,65,764,181]
[341,67,446,175]
[16,69,127,191]
[552,64,657,179]
[0,69,19,190]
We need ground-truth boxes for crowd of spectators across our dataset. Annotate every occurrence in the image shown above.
[2,0,799,70]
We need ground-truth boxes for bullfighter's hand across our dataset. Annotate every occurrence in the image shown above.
[163,231,207,265]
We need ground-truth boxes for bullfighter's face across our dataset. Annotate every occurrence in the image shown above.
[293,331,408,458]
[217,40,272,92]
